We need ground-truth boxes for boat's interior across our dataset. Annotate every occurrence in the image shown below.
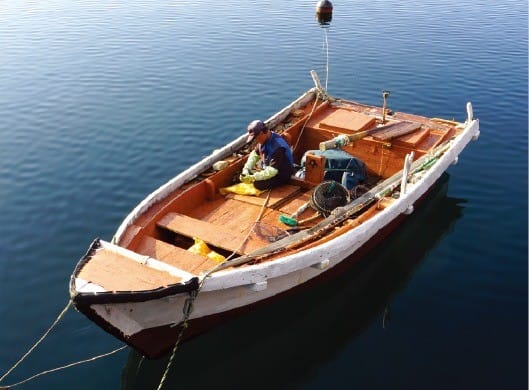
[75,95,459,288]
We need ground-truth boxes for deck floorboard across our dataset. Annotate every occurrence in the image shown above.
[78,248,181,291]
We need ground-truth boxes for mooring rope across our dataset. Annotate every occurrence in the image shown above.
[323,27,330,91]
[0,299,128,389]
[0,345,127,389]
[292,28,330,156]
[291,94,320,155]
[292,28,330,154]
[157,190,272,390]
[0,300,72,384]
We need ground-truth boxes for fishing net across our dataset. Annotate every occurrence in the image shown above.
[350,184,370,200]
[310,181,349,217]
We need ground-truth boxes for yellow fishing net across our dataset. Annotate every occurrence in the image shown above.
[219,182,264,196]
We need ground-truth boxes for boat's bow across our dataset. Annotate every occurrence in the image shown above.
[70,238,199,302]
[69,238,200,352]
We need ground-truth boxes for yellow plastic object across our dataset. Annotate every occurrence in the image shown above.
[219,182,264,196]
[188,237,226,264]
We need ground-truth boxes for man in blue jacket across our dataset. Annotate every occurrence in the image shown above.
[240,120,294,190]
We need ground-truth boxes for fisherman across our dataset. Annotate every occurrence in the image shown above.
[240,120,294,190]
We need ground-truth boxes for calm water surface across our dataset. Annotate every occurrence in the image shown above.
[0,1,527,389]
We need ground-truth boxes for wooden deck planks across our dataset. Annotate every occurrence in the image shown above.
[157,212,266,255]
[78,248,181,291]
[200,199,265,234]
[277,192,319,220]
[156,184,314,257]
[136,236,218,275]
[225,184,300,209]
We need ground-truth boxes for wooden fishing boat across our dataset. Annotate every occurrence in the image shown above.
[69,72,479,358]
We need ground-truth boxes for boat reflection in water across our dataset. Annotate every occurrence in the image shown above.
[121,173,465,389]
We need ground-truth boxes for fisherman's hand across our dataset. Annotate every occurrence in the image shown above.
[239,174,255,183]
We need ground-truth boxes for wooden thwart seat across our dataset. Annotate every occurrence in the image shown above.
[136,236,218,275]
[157,212,264,255]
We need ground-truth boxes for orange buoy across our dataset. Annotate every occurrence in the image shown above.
[316,0,333,25]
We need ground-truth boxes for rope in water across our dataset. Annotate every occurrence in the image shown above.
[0,345,127,389]
[0,299,127,389]
[292,28,330,155]
[157,190,272,390]
[0,300,72,385]
[323,27,330,91]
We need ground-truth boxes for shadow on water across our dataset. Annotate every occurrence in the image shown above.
[121,173,465,390]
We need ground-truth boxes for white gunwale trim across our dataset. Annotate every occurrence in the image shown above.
[75,278,106,293]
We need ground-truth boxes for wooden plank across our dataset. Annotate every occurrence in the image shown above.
[200,199,265,234]
[78,248,181,291]
[319,108,377,133]
[157,212,264,255]
[136,236,218,275]
[277,193,319,222]
[225,184,300,208]
[392,128,430,147]
[371,121,422,141]
[278,192,312,215]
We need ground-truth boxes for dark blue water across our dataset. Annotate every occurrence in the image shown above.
[0,1,527,389]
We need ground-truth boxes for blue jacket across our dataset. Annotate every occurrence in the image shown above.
[259,132,294,168]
